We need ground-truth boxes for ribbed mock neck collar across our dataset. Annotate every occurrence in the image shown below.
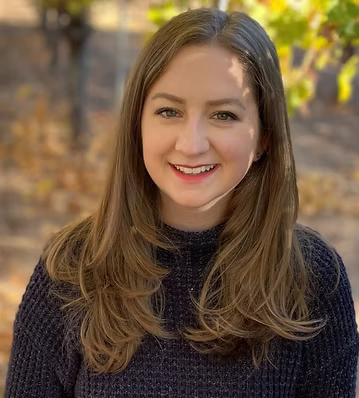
[161,222,226,248]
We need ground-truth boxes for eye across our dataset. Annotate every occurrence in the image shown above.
[155,108,180,119]
[212,112,238,122]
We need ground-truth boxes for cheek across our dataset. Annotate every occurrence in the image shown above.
[142,129,170,172]
[219,134,256,165]
[143,135,166,164]
[142,124,175,165]
[142,115,158,162]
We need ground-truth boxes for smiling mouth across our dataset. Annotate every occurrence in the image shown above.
[170,163,218,168]
[169,163,219,175]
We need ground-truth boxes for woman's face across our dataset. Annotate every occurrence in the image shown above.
[141,44,262,228]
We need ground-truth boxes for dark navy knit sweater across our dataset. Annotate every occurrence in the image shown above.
[5,223,359,397]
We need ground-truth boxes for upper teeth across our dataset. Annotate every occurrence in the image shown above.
[174,164,216,174]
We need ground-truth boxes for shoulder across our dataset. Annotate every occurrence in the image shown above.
[17,258,57,320]
[295,223,346,293]
[8,258,82,392]
[294,223,359,350]
[13,258,75,352]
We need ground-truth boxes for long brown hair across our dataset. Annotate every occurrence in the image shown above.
[42,8,339,373]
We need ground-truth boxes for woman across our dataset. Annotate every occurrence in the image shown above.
[5,8,359,397]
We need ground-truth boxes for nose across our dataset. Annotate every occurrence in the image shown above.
[175,117,210,155]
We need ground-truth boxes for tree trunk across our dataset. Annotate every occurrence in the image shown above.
[114,0,130,107]
[62,10,92,149]
[38,3,62,71]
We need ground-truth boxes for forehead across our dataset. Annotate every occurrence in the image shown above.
[147,44,253,101]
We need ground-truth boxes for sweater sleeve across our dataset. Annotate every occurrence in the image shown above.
[5,259,81,398]
[295,233,359,398]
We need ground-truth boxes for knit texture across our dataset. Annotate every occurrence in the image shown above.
[5,223,359,397]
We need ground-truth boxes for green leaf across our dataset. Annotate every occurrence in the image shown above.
[286,77,315,116]
[327,0,359,39]
[269,10,308,46]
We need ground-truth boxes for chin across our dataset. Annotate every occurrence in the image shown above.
[170,195,217,210]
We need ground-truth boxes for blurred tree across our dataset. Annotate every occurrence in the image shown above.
[114,0,131,107]
[148,0,359,115]
[35,0,100,149]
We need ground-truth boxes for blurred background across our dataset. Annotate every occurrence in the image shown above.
[0,0,358,394]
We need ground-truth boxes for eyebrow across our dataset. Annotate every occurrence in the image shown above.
[150,92,246,111]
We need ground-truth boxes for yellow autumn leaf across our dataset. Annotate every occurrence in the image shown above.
[277,45,291,58]
[312,36,329,51]
[338,55,359,102]
[315,51,330,70]
[270,0,286,12]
